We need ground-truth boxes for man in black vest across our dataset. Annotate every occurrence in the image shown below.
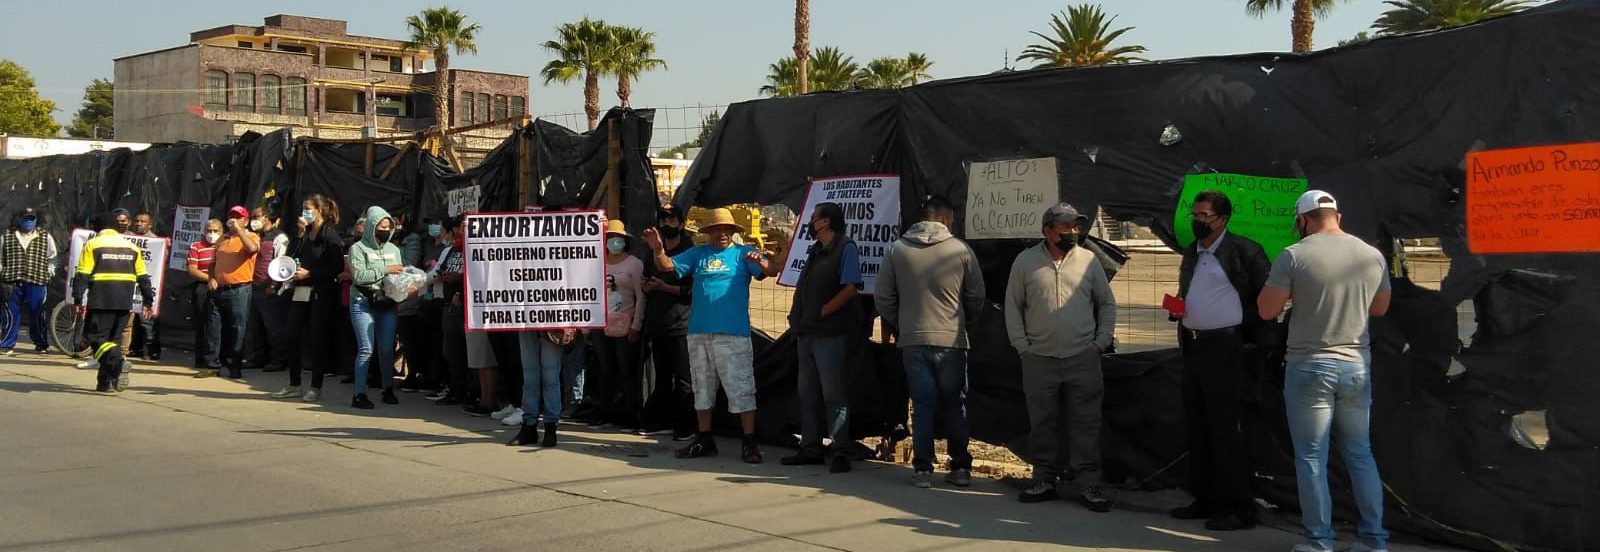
[781,202,864,473]
[1169,190,1273,531]
[1,208,59,355]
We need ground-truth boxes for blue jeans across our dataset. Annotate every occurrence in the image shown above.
[797,335,850,449]
[1284,354,1388,550]
[2,282,48,349]
[349,293,398,395]
[902,346,972,473]
[517,332,563,426]
[562,333,588,407]
[204,285,251,369]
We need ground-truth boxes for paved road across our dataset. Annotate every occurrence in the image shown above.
[0,352,1454,552]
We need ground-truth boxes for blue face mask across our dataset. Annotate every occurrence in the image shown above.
[18,218,37,232]
[301,209,315,224]
[427,224,441,238]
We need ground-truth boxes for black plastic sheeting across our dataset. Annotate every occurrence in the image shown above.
[672,2,1600,550]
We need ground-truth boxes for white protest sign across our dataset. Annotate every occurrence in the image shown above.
[65,228,170,315]
[168,205,209,267]
[778,175,902,295]
[448,185,481,216]
[463,210,607,331]
[966,157,1059,239]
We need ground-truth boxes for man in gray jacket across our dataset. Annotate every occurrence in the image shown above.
[1004,203,1116,512]
[875,197,986,489]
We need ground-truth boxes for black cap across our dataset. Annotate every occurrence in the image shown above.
[658,204,684,220]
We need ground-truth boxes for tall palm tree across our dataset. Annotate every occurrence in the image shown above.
[609,26,667,108]
[1245,0,1343,53]
[795,0,810,95]
[1371,0,1532,35]
[855,57,912,90]
[541,18,615,130]
[904,52,934,84]
[404,7,481,132]
[760,47,859,97]
[1017,4,1148,68]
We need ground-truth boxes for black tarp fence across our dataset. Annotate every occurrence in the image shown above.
[671,2,1600,551]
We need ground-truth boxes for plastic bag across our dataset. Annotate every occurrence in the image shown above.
[382,267,427,303]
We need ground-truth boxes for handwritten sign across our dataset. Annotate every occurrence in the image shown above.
[778,175,902,295]
[463,210,607,331]
[448,185,481,217]
[65,229,170,315]
[1466,143,1600,254]
[167,205,209,268]
[1173,173,1305,259]
[966,157,1059,239]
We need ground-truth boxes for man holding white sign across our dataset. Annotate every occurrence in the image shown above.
[644,207,781,464]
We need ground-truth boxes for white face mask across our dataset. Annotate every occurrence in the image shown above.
[606,237,627,253]
[249,219,263,231]
[205,232,222,244]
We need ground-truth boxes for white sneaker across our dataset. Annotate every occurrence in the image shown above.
[1351,544,1388,552]
[491,406,520,420]
[301,388,321,402]
[116,362,132,391]
[270,386,302,399]
[77,357,99,370]
[1291,544,1333,552]
[502,411,525,426]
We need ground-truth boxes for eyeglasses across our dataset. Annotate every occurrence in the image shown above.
[1190,212,1218,221]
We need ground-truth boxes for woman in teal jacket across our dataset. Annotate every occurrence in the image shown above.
[347,205,405,409]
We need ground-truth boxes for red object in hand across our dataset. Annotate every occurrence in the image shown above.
[1162,293,1186,316]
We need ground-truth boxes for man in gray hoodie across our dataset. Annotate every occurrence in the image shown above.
[1004,203,1116,512]
[875,197,986,489]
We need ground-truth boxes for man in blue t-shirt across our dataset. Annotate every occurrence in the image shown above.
[644,207,781,463]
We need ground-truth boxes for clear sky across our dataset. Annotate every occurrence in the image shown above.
[0,0,1497,145]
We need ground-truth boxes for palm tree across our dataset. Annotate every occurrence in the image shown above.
[1371,0,1532,35]
[904,52,934,84]
[795,0,810,95]
[855,57,912,90]
[609,26,667,108]
[404,7,481,132]
[541,18,615,130]
[759,47,859,97]
[1017,4,1148,68]
[1245,0,1343,53]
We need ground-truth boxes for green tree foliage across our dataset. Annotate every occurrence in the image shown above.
[1371,0,1532,35]
[659,110,721,159]
[608,26,667,108]
[760,47,862,97]
[542,17,616,130]
[0,60,61,136]
[1017,4,1148,68]
[1244,0,1344,52]
[67,78,114,139]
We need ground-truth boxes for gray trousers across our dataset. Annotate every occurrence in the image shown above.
[1019,349,1104,484]
[796,335,850,449]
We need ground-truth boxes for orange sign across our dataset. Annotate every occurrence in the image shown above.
[1466,142,1600,254]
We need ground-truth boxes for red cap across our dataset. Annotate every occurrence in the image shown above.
[228,205,249,219]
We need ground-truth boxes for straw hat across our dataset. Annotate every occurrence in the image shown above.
[605,219,629,236]
[701,207,746,233]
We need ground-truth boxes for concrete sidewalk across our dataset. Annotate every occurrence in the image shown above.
[0,352,1455,552]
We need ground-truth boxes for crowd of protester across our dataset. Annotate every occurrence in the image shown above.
[3,188,1394,552]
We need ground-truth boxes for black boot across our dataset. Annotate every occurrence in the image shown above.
[540,422,558,448]
[506,424,539,446]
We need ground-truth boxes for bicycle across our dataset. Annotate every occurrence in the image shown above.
[0,296,12,352]
[50,301,91,358]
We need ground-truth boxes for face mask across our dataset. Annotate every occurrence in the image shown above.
[249,219,264,232]
[1191,220,1214,241]
[205,232,222,244]
[657,225,681,240]
[606,237,627,253]
[301,209,315,224]
[1054,233,1078,253]
[375,229,393,243]
[428,224,441,238]
[19,218,37,232]
[807,220,825,237]
[117,221,130,232]
[1294,218,1308,238]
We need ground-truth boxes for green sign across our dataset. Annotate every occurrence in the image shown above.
[1173,173,1306,260]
